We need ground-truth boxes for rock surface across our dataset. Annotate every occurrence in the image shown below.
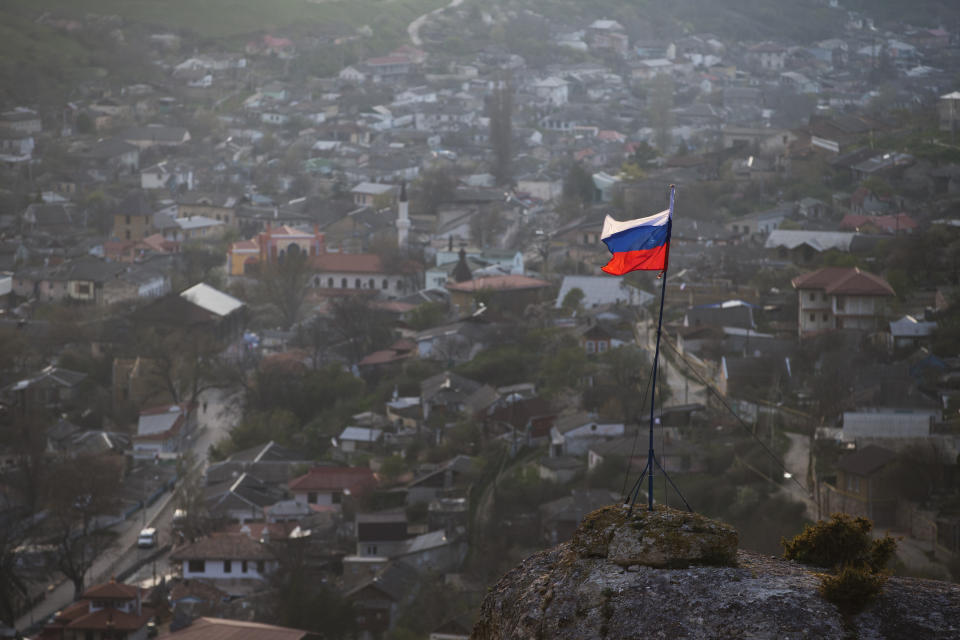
[472,506,960,639]
[573,505,738,568]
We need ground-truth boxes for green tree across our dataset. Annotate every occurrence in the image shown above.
[561,287,585,312]
[562,163,595,205]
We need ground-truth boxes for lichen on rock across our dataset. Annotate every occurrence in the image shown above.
[571,504,739,568]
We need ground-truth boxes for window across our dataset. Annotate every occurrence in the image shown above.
[836,296,845,311]
[328,277,334,287]
[223,560,232,573]
[342,278,347,288]
[369,278,375,289]
[77,283,91,296]
[307,492,317,504]
[808,293,815,302]
[809,313,815,322]
[366,545,378,555]
[585,340,596,354]
[333,492,342,504]
[257,560,265,573]
[845,475,860,492]
[188,560,205,573]
[382,279,388,289]
[125,215,131,225]
[125,230,131,240]
[822,313,828,322]
[597,341,608,353]
[241,560,248,573]
[355,278,361,288]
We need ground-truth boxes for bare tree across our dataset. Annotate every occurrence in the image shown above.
[44,455,123,598]
[488,75,514,186]
[256,246,312,330]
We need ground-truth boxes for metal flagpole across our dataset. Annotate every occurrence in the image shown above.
[629,185,675,513]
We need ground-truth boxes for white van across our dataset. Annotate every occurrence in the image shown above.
[137,528,157,548]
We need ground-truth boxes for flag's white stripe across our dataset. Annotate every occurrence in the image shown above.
[600,209,670,240]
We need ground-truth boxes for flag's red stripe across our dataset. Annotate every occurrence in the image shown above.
[601,243,669,276]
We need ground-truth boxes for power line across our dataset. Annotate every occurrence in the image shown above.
[661,337,812,497]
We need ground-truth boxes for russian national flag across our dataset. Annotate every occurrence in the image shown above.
[600,207,672,276]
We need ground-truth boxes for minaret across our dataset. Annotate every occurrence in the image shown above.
[396,181,410,250]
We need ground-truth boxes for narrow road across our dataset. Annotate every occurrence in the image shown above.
[14,387,242,634]
[780,432,817,521]
[408,0,465,46]
[636,318,706,406]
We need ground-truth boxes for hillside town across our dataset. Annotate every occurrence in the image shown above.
[2,0,960,638]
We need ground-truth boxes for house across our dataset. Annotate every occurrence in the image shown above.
[113,191,155,241]
[178,193,239,228]
[764,230,857,263]
[73,137,140,174]
[1,365,87,417]
[939,92,960,134]
[288,466,377,509]
[746,42,786,71]
[889,315,936,349]
[131,282,246,344]
[132,403,196,458]
[338,426,384,453]
[141,161,194,191]
[725,207,791,236]
[351,182,398,207]
[792,267,896,337]
[345,562,419,640]
[842,407,938,442]
[578,322,614,355]
[170,533,277,594]
[36,579,153,640]
[555,275,653,309]
[549,413,625,457]
[355,511,410,558]
[446,274,551,315]
[587,19,629,55]
[12,257,129,304]
[0,107,42,134]
[163,617,316,640]
[121,124,191,149]
[820,445,898,526]
[684,300,756,331]
[226,224,325,276]
[839,213,916,235]
[310,252,416,298]
[420,371,498,421]
[204,472,286,522]
[532,77,569,106]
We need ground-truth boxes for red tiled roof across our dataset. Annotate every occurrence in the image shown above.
[791,267,895,296]
[170,533,274,561]
[166,617,309,640]
[230,239,259,251]
[839,213,917,234]
[310,253,383,274]
[288,466,377,493]
[82,580,142,600]
[66,606,154,631]
[447,274,551,293]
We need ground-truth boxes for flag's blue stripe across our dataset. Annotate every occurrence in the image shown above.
[602,221,670,254]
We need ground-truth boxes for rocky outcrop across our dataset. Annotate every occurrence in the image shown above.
[472,505,960,639]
